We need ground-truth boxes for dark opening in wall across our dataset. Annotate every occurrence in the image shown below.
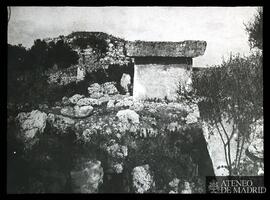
[134,57,192,65]
[87,63,134,94]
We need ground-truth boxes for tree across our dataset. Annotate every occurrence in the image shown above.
[179,52,263,175]
[47,39,79,69]
[28,39,50,71]
[28,38,79,70]
[245,7,263,50]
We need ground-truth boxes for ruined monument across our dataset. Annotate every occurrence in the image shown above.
[125,40,207,101]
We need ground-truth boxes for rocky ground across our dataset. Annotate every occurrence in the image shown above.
[7,81,216,193]
[7,81,263,193]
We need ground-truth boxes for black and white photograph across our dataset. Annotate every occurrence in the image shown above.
[7,6,264,194]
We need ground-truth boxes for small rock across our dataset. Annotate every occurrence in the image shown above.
[169,178,180,189]
[74,105,93,118]
[181,181,192,194]
[62,96,70,106]
[107,100,116,108]
[77,97,101,107]
[186,113,198,124]
[112,163,124,174]
[132,164,155,193]
[69,94,85,105]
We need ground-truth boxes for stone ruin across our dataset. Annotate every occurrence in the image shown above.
[125,40,207,101]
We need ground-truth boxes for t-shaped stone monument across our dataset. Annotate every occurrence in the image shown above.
[125,40,207,101]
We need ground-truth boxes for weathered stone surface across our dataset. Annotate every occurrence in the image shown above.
[115,96,134,108]
[69,94,85,105]
[120,73,131,94]
[47,113,75,133]
[116,109,140,124]
[133,63,192,101]
[125,40,207,58]
[16,110,47,147]
[76,97,101,107]
[88,82,119,99]
[132,164,155,193]
[60,105,93,118]
[107,99,116,108]
[103,82,118,95]
[70,160,104,193]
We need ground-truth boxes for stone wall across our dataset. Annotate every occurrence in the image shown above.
[133,58,192,101]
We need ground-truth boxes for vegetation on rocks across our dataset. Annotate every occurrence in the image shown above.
[178,8,263,176]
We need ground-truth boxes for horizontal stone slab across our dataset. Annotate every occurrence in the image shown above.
[125,40,207,58]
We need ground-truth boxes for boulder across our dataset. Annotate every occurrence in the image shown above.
[116,109,140,124]
[69,94,85,105]
[103,82,118,95]
[60,105,93,118]
[16,110,47,147]
[70,160,104,193]
[75,105,93,118]
[132,164,155,193]
[120,73,131,94]
[88,82,118,98]
[76,97,101,107]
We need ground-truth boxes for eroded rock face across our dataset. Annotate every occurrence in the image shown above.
[76,97,101,107]
[60,105,93,118]
[132,164,155,193]
[70,160,104,193]
[88,82,118,99]
[116,109,140,124]
[69,94,85,105]
[16,110,47,148]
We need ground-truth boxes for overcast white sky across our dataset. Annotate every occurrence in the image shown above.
[8,6,259,67]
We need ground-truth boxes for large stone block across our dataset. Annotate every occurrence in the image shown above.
[125,40,207,58]
[133,61,192,101]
